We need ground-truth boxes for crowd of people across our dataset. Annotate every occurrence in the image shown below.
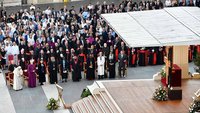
[0,0,199,90]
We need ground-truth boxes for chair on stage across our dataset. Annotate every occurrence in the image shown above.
[8,72,14,89]
[5,72,9,85]
[23,70,29,86]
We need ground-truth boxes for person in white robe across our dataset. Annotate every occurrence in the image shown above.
[6,44,13,66]
[11,42,19,65]
[28,33,35,46]
[13,66,23,91]
[97,52,105,79]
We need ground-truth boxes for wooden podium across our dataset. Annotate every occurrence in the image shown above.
[170,64,182,87]
[168,87,182,100]
[165,46,182,100]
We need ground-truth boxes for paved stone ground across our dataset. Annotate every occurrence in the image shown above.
[0,62,196,113]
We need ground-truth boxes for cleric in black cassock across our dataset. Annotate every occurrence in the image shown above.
[38,59,46,85]
[48,57,58,84]
[71,56,81,82]
[108,50,116,78]
[156,47,165,65]
[59,55,69,82]
[86,54,95,80]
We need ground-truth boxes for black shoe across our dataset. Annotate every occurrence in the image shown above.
[65,79,67,82]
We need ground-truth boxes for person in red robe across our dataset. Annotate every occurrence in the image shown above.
[115,46,119,62]
[188,46,193,62]
[138,48,148,66]
[129,48,138,67]
[149,48,157,65]
[78,45,86,71]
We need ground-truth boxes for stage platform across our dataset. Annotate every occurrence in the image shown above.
[100,79,200,113]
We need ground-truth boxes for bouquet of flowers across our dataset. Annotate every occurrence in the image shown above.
[189,97,200,113]
[46,98,60,110]
[153,86,168,101]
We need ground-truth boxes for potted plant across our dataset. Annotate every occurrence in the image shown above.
[81,88,91,98]
[46,98,60,110]
[160,67,167,86]
[152,85,168,101]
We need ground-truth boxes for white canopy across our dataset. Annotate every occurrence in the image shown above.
[101,7,200,47]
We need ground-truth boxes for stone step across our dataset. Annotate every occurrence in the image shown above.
[76,100,88,113]
[82,97,96,113]
[100,91,120,113]
[94,94,112,113]
[72,103,82,113]
[87,81,100,95]
[88,95,104,113]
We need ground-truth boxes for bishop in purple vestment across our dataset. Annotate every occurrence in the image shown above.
[28,59,36,88]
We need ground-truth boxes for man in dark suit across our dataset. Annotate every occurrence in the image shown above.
[59,55,69,82]
[118,50,127,77]
[119,41,127,55]
[48,56,58,84]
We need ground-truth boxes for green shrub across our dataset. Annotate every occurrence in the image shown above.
[81,88,91,98]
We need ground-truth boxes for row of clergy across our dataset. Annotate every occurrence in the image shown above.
[4,45,166,68]
[9,50,128,91]
[9,44,199,91]
[3,40,198,72]
[7,44,198,77]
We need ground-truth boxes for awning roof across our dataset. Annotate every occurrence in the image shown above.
[101,7,200,47]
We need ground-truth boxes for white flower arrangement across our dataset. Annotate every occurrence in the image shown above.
[153,85,168,101]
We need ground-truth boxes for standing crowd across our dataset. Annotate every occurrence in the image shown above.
[0,0,198,90]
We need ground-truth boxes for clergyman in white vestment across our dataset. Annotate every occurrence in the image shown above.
[13,66,23,91]
[12,42,20,65]
[97,52,105,79]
